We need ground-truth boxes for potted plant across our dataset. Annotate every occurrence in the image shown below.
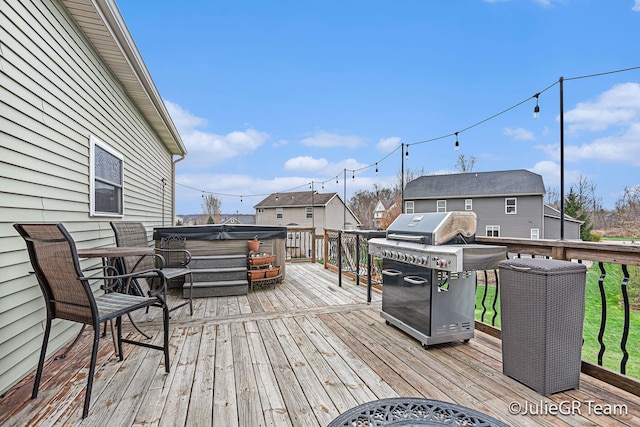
[248,235,260,252]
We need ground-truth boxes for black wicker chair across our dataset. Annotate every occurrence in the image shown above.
[14,223,170,419]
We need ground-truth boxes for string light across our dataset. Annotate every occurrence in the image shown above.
[178,65,640,204]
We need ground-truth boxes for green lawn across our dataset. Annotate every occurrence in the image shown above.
[475,263,640,380]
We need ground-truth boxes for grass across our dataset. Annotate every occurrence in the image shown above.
[475,263,640,380]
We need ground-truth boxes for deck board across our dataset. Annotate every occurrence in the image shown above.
[1,263,639,426]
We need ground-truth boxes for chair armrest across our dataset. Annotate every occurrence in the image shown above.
[82,268,168,299]
[154,248,192,266]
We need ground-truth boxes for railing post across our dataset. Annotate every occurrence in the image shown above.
[323,229,328,269]
[355,234,360,287]
[367,243,372,303]
[337,230,342,287]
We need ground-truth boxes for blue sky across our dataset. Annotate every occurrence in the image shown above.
[116,0,640,215]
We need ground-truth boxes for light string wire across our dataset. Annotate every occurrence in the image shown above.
[178,65,640,201]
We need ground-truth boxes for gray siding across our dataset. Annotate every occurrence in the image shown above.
[410,195,544,239]
[0,0,174,394]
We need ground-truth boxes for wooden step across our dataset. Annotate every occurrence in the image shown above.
[188,280,249,298]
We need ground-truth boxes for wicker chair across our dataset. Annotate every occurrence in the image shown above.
[13,223,170,419]
[110,222,193,315]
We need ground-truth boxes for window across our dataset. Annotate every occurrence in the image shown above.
[90,135,123,216]
[306,207,313,219]
[465,199,472,210]
[531,229,540,239]
[437,200,446,212]
[405,201,414,214]
[505,198,517,214]
[486,225,500,237]
[257,208,264,213]
[276,207,283,219]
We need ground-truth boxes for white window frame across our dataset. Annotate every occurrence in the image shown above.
[486,225,500,237]
[276,207,283,219]
[505,198,517,214]
[437,200,446,213]
[89,135,124,217]
[306,207,313,219]
[531,228,540,239]
[465,199,472,211]
[405,201,414,214]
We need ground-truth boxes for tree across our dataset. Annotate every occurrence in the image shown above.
[615,184,640,231]
[454,154,476,172]
[348,185,397,229]
[544,186,560,208]
[201,194,222,223]
[564,188,593,241]
[379,197,402,230]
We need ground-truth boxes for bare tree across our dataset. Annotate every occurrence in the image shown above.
[544,186,560,208]
[615,184,640,231]
[201,194,222,223]
[454,154,476,172]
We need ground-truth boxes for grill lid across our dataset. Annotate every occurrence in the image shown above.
[386,212,477,245]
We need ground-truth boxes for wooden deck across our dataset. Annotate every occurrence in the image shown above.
[2,263,640,426]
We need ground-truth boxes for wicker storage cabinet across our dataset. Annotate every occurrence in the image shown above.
[499,258,587,395]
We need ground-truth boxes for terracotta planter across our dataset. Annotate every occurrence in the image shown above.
[265,266,280,278]
[248,240,260,252]
[248,269,265,280]
[249,255,276,266]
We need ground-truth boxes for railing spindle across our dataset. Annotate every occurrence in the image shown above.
[597,262,607,366]
[620,264,630,374]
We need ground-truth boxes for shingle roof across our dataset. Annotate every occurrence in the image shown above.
[404,169,545,199]
[254,191,338,208]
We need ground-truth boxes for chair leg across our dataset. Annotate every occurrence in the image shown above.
[162,304,170,373]
[116,316,124,362]
[31,316,52,399]
[82,326,101,418]
[187,272,193,316]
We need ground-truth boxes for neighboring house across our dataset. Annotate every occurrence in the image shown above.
[254,191,361,235]
[0,0,186,396]
[220,214,256,225]
[373,198,397,229]
[403,170,581,240]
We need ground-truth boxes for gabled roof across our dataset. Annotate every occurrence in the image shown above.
[404,169,545,199]
[254,191,338,208]
[60,0,186,155]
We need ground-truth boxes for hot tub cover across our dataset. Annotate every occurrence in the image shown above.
[153,224,287,241]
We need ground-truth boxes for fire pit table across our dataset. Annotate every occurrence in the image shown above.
[328,397,510,426]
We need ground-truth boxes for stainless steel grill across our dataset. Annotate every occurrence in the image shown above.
[368,212,506,348]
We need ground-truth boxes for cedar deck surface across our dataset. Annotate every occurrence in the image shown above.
[1,263,639,426]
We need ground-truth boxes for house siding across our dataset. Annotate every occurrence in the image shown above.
[411,195,544,239]
[0,0,174,395]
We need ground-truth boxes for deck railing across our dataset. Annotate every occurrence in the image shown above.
[322,230,640,397]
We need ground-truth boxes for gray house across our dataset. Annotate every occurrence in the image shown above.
[403,170,581,240]
[254,191,361,235]
[1,0,185,396]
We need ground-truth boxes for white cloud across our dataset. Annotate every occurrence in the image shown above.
[634,0,640,12]
[284,156,329,172]
[165,100,268,168]
[283,155,369,177]
[376,136,401,152]
[566,122,640,166]
[300,131,365,148]
[564,82,640,132]
[503,127,534,140]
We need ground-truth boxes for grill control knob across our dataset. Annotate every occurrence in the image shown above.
[406,255,415,263]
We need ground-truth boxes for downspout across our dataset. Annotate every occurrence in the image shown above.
[172,155,186,226]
